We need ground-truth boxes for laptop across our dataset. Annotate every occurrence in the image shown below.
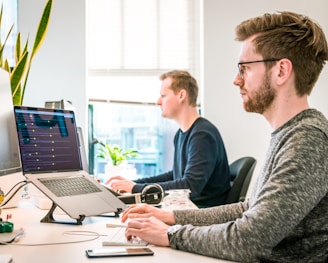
[13,105,127,224]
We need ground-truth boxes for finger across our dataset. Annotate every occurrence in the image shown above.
[125,218,147,237]
[121,206,149,222]
[109,181,125,191]
[105,179,119,187]
[109,175,122,180]
[125,214,147,221]
[121,205,137,222]
[105,176,124,185]
[127,217,148,228]
[125,228,139,240]
[105,177,116,184]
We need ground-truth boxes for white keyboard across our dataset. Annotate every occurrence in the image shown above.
[102,226,148,246]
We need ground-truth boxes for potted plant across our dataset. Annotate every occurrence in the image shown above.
[0,0,52,105]
[97,142,139,179]
[97,142,139,166]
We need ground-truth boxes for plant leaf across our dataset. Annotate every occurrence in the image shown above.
[11,50,29,105]
[31,0,52,59]
[21,0,52,105]
[15,32,22,62]
[0,24,14,61]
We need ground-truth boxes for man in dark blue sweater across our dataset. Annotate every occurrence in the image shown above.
[108,70,231,207]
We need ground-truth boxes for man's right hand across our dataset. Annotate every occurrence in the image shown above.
[105,175,136,193]
[121,203,176,225]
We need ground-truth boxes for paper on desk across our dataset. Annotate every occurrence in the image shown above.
[0,229,24,244]
[0,254,13,263]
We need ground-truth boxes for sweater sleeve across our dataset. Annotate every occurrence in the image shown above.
[169,125,328,262]
[173,200,248,225]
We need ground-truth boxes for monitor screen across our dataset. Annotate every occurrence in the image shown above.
[0,69,21,176]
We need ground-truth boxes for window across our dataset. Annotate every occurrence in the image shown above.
[89,102,179,180]
[87,0,201,179]
[0,0,17,66]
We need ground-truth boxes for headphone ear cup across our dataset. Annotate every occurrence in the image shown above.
[141,184,164,205]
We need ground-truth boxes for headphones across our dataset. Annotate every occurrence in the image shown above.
[117,184,165,205]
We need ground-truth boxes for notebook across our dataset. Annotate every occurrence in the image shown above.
[13,105,127,224]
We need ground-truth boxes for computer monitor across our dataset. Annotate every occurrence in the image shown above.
[0,68,25,208]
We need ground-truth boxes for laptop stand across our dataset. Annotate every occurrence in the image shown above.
[97,208,122,218]
[40,202,123,225]
[40,202,85,225]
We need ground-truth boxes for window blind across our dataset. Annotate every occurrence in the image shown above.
[87,0,201,102]
[87,0,199,71]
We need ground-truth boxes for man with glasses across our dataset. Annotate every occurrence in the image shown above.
[117,11,328,262]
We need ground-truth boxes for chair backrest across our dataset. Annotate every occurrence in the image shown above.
[225,156,257,204]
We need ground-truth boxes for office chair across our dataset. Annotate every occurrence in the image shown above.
[225,156,257,204]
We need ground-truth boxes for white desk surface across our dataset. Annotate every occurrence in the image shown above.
[0,199,236,263]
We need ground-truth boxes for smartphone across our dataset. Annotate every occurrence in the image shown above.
[85,247,154,258]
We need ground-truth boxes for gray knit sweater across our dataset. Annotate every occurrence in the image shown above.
[170,109,328,263]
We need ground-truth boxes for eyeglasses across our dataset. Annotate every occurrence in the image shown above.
[237,58,281,79]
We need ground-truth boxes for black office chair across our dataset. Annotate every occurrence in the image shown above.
[225,156,257,204]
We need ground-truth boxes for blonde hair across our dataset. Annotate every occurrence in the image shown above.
[160,70,198,106]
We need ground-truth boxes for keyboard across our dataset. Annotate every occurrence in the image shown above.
[38,175,101,197]
[103,226,148,246]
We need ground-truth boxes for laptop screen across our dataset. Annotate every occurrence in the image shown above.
[14,106,82,173]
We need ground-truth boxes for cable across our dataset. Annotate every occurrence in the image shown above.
[0,230,104,246]
[3,180,28,197]
[0,180,28,208]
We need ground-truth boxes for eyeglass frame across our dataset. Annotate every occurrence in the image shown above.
[237,58,281,79]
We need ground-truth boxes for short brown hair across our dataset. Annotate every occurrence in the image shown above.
[235,11,328,95]
[160,70,198,106]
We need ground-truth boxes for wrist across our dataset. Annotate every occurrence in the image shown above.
[162,210,176,225]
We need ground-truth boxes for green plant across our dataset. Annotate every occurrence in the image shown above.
[0,0,52,105]
[97,142,139,166]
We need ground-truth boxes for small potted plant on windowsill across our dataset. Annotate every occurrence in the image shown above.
[97,142,139,179]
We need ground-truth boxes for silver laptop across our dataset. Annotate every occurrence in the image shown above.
[13,105,127,224]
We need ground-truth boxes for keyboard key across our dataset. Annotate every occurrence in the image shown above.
[39,175,101,197]
[102,227,148,246]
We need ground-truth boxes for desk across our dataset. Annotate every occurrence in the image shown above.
[1,200,235,263]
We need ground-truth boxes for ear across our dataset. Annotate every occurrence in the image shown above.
[178,89,187,103]
[275,58,293,85]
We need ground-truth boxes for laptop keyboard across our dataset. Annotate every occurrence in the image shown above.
[39,175,101,197]
[103,227,148,246]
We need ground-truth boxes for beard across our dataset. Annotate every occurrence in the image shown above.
[243,72,275,114]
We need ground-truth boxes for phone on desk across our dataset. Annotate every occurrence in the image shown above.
[85,247,154,258]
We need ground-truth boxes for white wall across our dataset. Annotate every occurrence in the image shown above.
[18,0,328,179]
[202,0,328,180]
[18,0,87,133]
